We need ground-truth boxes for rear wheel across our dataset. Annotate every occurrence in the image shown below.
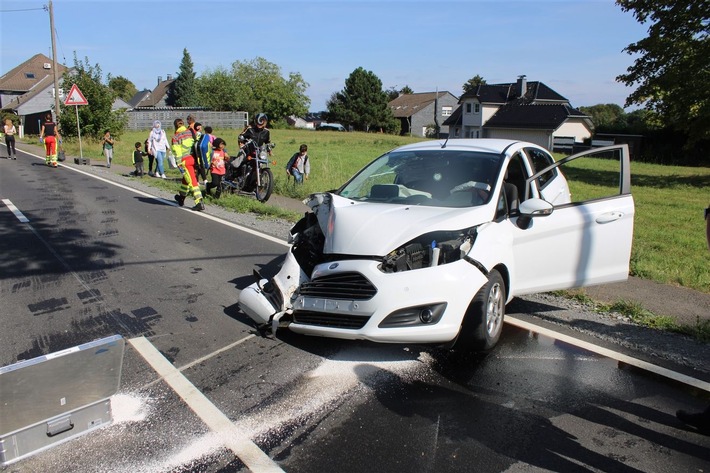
[451,269,506,352]
[255,168,274,202]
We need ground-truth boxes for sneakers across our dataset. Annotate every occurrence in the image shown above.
[51,162,58,167]
[174,194,185,207]
[193,202,206,211]
[161,174,167,179]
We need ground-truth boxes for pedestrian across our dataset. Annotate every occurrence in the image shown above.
[148,120,168,179]
[39,113,60,167]
[192,122,209,185]
[132,141,146,177]
[196,125,214,186]
[145,138,155,176]
[205,137,228,198]
[102,129,114,168]
[3,118,17,159]
[171,117,205,211]
[285,144,310,184]
[675,203,710,435]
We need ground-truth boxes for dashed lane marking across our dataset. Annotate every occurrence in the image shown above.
[506,316,710,393]
[128,336,284,473]
[2,198,30,222]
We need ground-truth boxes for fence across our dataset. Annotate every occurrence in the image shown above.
[127,109,249,131]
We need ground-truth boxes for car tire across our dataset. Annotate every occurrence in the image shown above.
[451,269,506,352]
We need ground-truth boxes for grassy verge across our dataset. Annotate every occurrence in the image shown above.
[553,291,710,342]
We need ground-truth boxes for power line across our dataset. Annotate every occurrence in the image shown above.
[0,7,47,12]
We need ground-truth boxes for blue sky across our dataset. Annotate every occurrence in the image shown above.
[0,0,648,112]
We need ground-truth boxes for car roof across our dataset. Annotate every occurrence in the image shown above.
[393,138,534,155]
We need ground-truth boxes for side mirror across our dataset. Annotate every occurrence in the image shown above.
[517,198,553,229]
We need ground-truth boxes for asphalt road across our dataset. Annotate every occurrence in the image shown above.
[0,148,708,472]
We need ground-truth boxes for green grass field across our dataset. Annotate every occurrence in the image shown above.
[47,128,710,294]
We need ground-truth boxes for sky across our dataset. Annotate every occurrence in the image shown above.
[0,0,649,112]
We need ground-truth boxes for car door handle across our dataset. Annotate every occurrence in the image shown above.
[596,212,623,224]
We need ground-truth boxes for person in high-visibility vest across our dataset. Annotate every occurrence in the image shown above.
[171,118,204,211]
[39,113,61,167]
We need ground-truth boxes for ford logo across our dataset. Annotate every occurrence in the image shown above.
[328,263,339,270]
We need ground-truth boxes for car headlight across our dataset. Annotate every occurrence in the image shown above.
[379,229,477,273]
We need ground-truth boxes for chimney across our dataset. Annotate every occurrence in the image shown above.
[166,74,172,81]
[517,75,527,97]
[158,76,162,85]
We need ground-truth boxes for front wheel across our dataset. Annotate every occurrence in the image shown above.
[255,168,274,202]
[451,269,506,352]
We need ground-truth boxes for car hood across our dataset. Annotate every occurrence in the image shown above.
[306,193,491,256]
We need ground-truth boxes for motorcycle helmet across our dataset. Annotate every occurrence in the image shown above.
[255,113,268,126]
[238,134,247,143]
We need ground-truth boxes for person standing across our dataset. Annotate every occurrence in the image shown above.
[102,129,114,168]
[3,118,17,159]
[171,118,205,211]
[132,141,146,177]
[196,125,214,186]
[39,113,60,167]
[148,120,168,179]
[205,138,228,198]
[286,144,310,184]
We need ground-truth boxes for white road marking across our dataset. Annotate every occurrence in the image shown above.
[506,316,710,393]
[2,198,30,222]
[128,336,284,473]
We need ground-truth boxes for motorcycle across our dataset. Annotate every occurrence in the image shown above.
[221,139,275,203]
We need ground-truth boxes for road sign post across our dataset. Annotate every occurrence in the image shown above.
[64,84,88,160]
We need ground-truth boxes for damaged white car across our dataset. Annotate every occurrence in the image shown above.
[239,139,634,351]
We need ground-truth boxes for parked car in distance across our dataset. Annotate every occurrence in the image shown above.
[316,122,347,132]
[239,138,634,352]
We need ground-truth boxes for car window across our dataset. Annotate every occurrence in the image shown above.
[525,147,557,190]
[338,150,502,208]
[527,145,630,205]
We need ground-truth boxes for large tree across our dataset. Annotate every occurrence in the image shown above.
[107,75,137,102]
[616,0,710,145]
[327,67,396,132]
[462,74,487,94]
[168,48,198,107]
[579,103,627,129]
[58,54,126,139]
[230,57,310,120]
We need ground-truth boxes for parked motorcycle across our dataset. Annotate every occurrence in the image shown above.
[221,138,275,203]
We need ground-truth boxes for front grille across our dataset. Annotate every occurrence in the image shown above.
[293,310,370,329]
[299,272,377,300]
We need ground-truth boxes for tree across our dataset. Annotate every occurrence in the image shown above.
[462,75,487,94]
[327,67,396,132]
[168,48,198,107]
[58,54,126,140]
[386,85,414,101]
[196,66,244,111]
[107,75,137,102]
[616,0,710,145]
[230,57,310,120]
[579,104,626,129]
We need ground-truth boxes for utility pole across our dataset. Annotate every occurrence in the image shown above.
[48,0,61,119]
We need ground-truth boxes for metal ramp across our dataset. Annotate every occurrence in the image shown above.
[0,335,125,466]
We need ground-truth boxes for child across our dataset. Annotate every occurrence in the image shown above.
[132,141,146,177]
[206,138,228,198]
[286,144,310,184]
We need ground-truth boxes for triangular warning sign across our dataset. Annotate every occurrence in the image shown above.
[65,84,88,106]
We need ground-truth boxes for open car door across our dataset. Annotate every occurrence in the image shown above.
[510,144,634,295]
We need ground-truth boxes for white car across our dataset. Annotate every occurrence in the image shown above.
[239,139,634,351]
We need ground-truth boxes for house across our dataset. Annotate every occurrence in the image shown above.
[389,91,459,138]
[132,76,175,108]
[443,75,593,150]
[0,54,69,134]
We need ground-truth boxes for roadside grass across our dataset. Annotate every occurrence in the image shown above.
[552,290,710,342]
[31,129,710,295]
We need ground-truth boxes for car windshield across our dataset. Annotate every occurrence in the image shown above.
[337,149,503,208]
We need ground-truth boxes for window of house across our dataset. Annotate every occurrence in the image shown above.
[25,73,35,79]
[442,106,452,117]
[474,104,480,113]
[454,127,460,137]
[466,103,472,113]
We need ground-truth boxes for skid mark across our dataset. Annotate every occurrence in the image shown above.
[78,288,103,304]
[28,297,70,315]
[11,279,32,293]
[97,229,119,238]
